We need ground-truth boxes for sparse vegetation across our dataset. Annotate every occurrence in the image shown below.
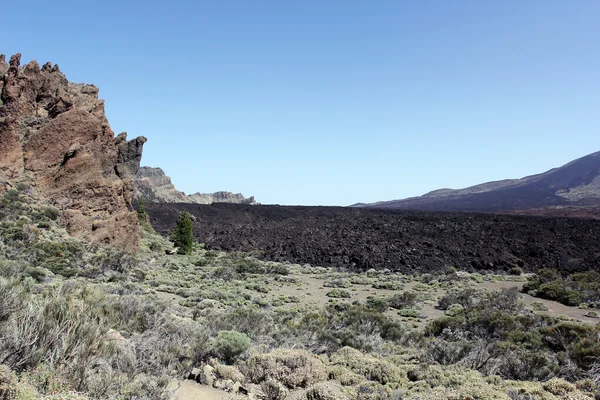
[523,268,600,307]
[1,189,599,399]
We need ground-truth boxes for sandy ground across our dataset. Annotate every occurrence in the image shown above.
[168,380,231,400]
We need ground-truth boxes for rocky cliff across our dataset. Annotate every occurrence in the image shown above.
[135,166,256,205]
[0,53,146,250]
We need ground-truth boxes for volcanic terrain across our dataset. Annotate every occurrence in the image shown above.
[146,202,600,274]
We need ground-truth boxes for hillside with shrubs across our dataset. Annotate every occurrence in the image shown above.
[1,185,600,400]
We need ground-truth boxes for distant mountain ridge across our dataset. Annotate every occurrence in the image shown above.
[354,151,600,212]
[135,166,256,205]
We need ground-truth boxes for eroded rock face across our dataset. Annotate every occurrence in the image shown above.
[135,166,256,205]
[0,53,146,250]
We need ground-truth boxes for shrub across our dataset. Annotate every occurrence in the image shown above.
[306,381,349,400]
[326,288,351,298]
[209,306,274,338]
[372,281,403,290]
[323,278,351,288]
[542,378,576,395]
[40,206,60,221]
[398,308,420,318]
[388,291,418,310]
[213,331,251,363]
[262,378,288,400]
[329,347,402,385]
[531,302,548,312]
[445,303,464,317]
[438,288,482,310]
[214,363,245,383]
[244,349,327,389]
[509,267,523,276]
[364,297,388,313]
[523,269,597,307]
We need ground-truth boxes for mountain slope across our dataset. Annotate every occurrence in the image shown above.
[356,151,600,212]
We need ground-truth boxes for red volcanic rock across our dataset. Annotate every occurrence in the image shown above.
[0,53,146,250]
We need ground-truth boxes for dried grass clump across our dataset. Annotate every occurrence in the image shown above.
[244,349,327,389]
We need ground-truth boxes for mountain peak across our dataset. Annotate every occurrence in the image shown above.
[356,150,600,213]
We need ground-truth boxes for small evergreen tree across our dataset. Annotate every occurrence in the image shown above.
[171,211,194,254]
[136,198,148,223]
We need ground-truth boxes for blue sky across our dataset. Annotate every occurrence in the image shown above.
[3,1,599,205]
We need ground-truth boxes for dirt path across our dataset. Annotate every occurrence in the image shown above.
[168,380,230,400]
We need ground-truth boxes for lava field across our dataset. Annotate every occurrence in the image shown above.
[146,203,600,273]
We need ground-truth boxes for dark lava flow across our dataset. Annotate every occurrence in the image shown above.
[146,203,600,273]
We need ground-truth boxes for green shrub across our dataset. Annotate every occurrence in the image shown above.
[323,278,351,288]
[39,205,60,221]
[372,281,403,290]
[531,302,548,312]
[388,291,418,310]
[445,303,464,317]
[364,297,388,313]
[398,308,420,318]
[213,330,251,363]
[326,288,351,298]
[509,267,523,276]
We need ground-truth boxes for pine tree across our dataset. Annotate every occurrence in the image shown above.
[172,211,194,254]
[136,198,148,223]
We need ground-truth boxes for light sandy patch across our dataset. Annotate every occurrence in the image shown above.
[168,380,230,400]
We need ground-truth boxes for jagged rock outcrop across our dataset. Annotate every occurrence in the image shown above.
[0,53,146,250]
[135,166,256,205]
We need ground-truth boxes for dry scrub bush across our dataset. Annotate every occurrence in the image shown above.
[214,363,245,383]
[244,349,327,389]
[0,289,105,375]
[329,347,403,386]
[306,381,349,400]
[327,365,365,386]
[541,378,576,395]
[261,378,288,400]
[354,382,395,400]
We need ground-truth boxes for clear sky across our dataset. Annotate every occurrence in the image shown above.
[3,1,599,205]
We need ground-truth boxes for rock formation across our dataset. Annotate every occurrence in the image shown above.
[135,166,256,205]
[0,53,146,250]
